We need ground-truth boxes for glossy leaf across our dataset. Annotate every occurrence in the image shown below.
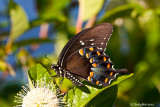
[27,64,53,89]
[86,85,117,107]
[36,0,69,23]
[0,60,7,72]
[9,0,29,39]
[64,73,133,107]
[79,0,104,21]
[54,32,69,56]
[13,38,54,47]
[30,16,66,28]
[6,0,29,54]
[98,4,143,23]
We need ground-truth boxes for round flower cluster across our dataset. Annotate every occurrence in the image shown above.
[15,80,65,107]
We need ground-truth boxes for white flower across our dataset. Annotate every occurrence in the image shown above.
[15,81,65,107]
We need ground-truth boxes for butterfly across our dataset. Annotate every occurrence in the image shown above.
[50,23,128,87]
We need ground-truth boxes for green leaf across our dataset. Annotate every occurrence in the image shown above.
[98,4,143,23]
[30,16,66,28]
[9,0,29,40]
[64,73,133,107]
[30,0,70,28]
[54,32,69,56]
[13,38,54,47]
[27,64,53,89]
[6,0,29,54]
[86,85,117,107]
[0,60,7,72]
[80,0,104,21]
[36,0,70,23]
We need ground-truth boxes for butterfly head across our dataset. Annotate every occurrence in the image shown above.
[50,64,57,69]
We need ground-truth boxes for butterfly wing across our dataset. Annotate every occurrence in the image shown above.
[57,23,127,86]
[57,23,112,66]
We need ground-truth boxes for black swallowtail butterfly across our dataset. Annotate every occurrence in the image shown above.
[50,23,128,87]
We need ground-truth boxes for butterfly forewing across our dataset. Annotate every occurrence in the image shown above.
[57,23,113,67]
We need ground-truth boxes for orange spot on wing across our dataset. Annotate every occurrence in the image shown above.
[92,63,97,67]
[89,47,94,51]
[107,64,110,68]
[86,53,89,58]
[88,76,91,81]
[103,57,107,61]
[90,72,94,77]
[79,49,83,55]
[97,51,100,55]
[110,72,113,76]
[96,81,99,85]
[105,78,108,83]
[90,58,93,63]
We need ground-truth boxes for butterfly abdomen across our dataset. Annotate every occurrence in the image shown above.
[65,71,84,86]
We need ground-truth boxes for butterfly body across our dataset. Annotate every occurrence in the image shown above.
[50,23,128,87]
[50,64,84,86]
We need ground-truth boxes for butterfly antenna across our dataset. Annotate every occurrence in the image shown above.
[45,54,53,64]
[35,57,51,64]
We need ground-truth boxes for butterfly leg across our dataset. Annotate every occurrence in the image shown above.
[59,78,64,85]
[51,75,58,78]
[58,77,65,89]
